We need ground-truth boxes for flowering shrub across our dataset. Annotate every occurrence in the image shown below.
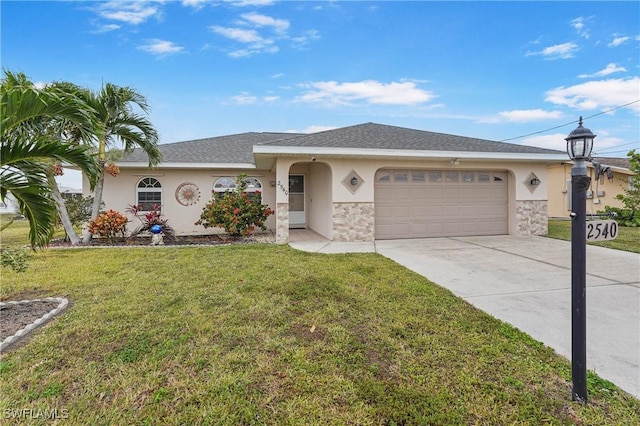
[104,162,120,177]
[196,174,273,237]
[87,210,128,240]
[125,204,175,240]
[51,162,64,176]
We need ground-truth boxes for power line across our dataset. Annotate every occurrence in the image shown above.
[593,149,637,156]
[593,141,640,154]
[499,99,640,142]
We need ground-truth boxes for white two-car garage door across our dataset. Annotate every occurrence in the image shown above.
[375,169,508,239]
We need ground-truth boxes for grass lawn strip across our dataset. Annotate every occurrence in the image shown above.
[1,244,639,424]
[547,219,640,253]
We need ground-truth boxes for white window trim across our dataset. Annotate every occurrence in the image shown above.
[136,177,163,211]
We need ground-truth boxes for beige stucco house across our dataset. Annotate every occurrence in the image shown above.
[547,157,633,218]
[93,122,568,243]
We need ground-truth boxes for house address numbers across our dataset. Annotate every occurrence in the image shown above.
[586,220,618,242]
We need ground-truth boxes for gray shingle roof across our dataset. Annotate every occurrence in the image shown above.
[120,132,300,164]
[120,122,565,166]
[592,157,630,170]
[258,123,565,154]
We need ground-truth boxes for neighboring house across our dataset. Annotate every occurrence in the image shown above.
[547,157,633,218]
[58,186,83,200]
[92,122,567,243]
[0,192,19,214]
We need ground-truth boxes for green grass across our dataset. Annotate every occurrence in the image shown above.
[0,214,67,248]
[1,241,639,424]
[547,219,640,253]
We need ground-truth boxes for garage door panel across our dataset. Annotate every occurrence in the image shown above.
[443,205,462,217]
[426,205,444,216]
[375,169,508,239]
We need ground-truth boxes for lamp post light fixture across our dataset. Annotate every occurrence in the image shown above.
[565,116,596,404]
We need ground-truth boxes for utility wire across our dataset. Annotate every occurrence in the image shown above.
[499,99,640,142]
[594,149,636,155]
[593,140,640,154]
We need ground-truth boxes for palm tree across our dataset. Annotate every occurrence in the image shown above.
[82,83,161,243]
[1,71,100,248]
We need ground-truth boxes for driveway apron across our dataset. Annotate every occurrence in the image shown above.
[374,235,640,398]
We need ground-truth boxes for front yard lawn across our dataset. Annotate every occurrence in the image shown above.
[547,219,640,253]
[1,244,639,424]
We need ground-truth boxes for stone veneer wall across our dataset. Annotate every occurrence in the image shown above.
[516,200,548,236]
[276,203,289,243]
[332,202,375,242]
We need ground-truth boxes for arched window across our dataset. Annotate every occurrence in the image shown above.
[213,176,263,202]
[137,177,162,211]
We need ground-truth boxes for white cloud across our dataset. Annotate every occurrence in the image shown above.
[210,26,263,43]
[608,36,631,47]
[522,130,622,153]
[520,130,620,152]
[578,63,627,79]
[95,1,162,25]
[304,125,338,133]
[297,80,435,106]
[526,42,579,60]
[545,77,640,114]
[231,93,258,105]
[138,39,185,55]
[211,9,317,57]
[225,0,275,6]
[570,17,590,39]
[290,29,321,48]
[91,23,121,34]
[589,130,626,154]
[481,109,564,123]
[520,133,568,151]
[210,25,278,57]
[182,0,208,8]
[241,12,289,33]
[230,93,279,104]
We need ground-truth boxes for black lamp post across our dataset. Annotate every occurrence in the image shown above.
[565,116,596,404]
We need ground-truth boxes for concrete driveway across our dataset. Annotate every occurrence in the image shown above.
[291,234,640,398]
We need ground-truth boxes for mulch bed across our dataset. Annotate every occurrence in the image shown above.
[0,300,61,342]
[46,234,267,248]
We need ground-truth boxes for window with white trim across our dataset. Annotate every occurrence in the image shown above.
[137,177,162,211]
[213,176,263,202]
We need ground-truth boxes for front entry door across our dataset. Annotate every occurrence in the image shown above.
[289,175,305,228]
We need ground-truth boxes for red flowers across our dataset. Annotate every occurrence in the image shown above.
[196,174,274,237]
[104,163,120,177]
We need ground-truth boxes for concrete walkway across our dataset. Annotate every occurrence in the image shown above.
[290,235,640,398]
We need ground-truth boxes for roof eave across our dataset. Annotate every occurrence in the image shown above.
[252,146,567,162]
[115,162,257,169]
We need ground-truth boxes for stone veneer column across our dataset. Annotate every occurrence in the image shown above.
[516,200,548,236]
[332,202,375,242]
[276,203,289,244]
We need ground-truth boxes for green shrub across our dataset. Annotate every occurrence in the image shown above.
[601,205,640,227]
[601,150,639,227]
[196,174,274,237]
[0,247,30,272]
[64,195,100,227]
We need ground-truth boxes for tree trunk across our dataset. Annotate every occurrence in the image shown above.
[49,175,81,245]
[82,169,105,244]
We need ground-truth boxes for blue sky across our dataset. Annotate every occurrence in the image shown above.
[2,0,639,189]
